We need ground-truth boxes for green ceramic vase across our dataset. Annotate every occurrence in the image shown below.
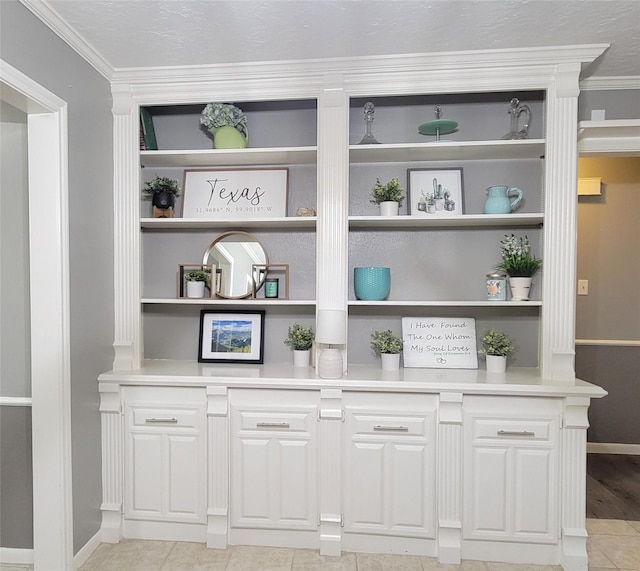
[209,125,248,149]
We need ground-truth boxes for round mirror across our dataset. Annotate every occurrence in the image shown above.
[203,231,268,299]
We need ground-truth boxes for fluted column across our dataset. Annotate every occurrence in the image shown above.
[207,386,229,548]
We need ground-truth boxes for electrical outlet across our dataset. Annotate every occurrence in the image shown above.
[578,280,589,295]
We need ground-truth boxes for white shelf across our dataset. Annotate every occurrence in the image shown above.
[142,298,317,307]
[140,146,318,168]
[349,140,545,163]
[348,300,542,307]
[348,213,543,229]
[141,216,316,230]
[577,120,640,155]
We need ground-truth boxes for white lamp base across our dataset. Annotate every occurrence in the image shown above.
[318,348,343,379]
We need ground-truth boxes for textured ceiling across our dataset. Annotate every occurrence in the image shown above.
[40,0,640,77]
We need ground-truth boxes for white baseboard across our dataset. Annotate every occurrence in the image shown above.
[73,530,102,570]
[588,442,640,455]
[0,547,34,565]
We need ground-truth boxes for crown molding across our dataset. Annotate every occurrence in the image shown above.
[580,76,640,91]
[19,0,114,81]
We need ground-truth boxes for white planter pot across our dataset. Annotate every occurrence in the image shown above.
[186,280,206,298]
[293,349,311,367]
[379,201,399,216]
[486,354,507,374]
[508,277,533,301]
[381,352,400,371]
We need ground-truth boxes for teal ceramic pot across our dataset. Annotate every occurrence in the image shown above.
[483,185,523,214]
[209,125,248,149]
[354,267,391,301]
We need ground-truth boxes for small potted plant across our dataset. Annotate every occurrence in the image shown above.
[479,328,515,373]
[370,329,403,370]
[495,234,542,301]
[284,323,315,367]
[142,176,179,218]
[184,269,210,299]
[200,102,249,149]
[370,177,404,216]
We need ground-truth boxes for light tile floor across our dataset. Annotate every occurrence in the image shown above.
[2,519,638,570]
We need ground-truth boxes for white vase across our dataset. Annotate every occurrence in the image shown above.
[486,354,507,373]
[381,352,400,371]
[379,201,399,216]
[293,349,310,367]
[508,276,533,301]
[186,280,205,298]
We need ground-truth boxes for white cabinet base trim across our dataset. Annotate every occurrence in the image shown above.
[229,528,319,550]
[342,535,436,557]
[462,540,560,566]
[122,520,207,543]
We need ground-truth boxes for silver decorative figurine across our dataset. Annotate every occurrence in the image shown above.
[358,101,380,144]
[502,98,531,140]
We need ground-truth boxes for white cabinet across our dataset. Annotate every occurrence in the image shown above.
[463,396,560,543]
[123,386,207,525]
[229,389,319,532]
[343,393,437,540]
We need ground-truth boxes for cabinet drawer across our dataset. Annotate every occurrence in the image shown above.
[130,406,200,429]
[235,410,314,434]
[348,412,429,438]
[470,418,555,443]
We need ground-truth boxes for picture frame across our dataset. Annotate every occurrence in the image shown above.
[407,168,464,216]
[198,310,265,364]
[177,264,216,299]
[182,168,289,219]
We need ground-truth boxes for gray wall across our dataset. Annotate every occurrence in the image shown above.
[576,157,640,444]
[0,0,114,553]
[578,89,640,121]
[0,101,33,549]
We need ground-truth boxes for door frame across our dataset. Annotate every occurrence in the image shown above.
[0,59,73,569]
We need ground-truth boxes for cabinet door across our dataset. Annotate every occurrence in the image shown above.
[230,390,318,531]
[343,394,437,539]
[463,396,560,543]
[124,387,207,524]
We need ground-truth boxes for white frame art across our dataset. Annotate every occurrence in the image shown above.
[407,168,464,216]
[182,168,288,219]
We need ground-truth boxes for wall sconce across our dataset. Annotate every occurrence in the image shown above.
[315,309,346,379]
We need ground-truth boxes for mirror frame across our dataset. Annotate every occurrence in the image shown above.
[203,231,269,299]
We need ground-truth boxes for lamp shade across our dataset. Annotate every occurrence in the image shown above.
[316,309,346,345]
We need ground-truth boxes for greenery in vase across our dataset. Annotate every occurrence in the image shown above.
[370,329,403,355]
[495,234,542,277]
[479,329,515,357]
[142,175,180,196]
[370,177,405,206]
[184,270,210,283]
[283,323,315,351]
[200,103,248,137]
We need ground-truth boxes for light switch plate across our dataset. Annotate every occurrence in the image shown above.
[578,280,589,295]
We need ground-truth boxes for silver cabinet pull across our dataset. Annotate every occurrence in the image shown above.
[373,425,409,432]
[497,429,535,437]
[145,417,178,424]
[256,422,290,429]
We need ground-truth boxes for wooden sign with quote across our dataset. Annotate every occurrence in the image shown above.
[402,317,478,369]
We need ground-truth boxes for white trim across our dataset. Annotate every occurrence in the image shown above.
[575,339,640,347]
[587,442,640,455]
[580,76,640,91]
[0,547,34,565]
[0,59,73,570]
[73,530,102,571]
[18,0,113,81]
[0,396,33,406]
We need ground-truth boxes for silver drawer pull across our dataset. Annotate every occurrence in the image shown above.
[145,417,178,424]
[373,425,409,432]
[256,422,290,429]
[497,430,535,437]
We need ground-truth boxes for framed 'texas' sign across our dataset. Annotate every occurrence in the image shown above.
[182,168,288,219]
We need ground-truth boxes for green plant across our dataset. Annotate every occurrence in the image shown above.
[283,323,314,351]
[370,329,403,355]
[370,177,404,206]
[142,176,179,196]
[200,103,248,137]
[479,329,515,357]
[184,270,210,282]
[495,234,542,277]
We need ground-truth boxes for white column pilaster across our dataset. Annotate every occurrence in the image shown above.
[207,386,229,548]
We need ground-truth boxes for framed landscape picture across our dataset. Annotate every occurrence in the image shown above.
[198,310,265,364]
[407,168,464,216]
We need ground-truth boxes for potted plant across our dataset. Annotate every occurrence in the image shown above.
[370,177,404,216]
[479,328,515,373]
[284,323,315,367]
[200,102,249,149]
[184,269,210,299]
[495,234,542,301]
[370,329,403,370]
[143,176,179,218]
